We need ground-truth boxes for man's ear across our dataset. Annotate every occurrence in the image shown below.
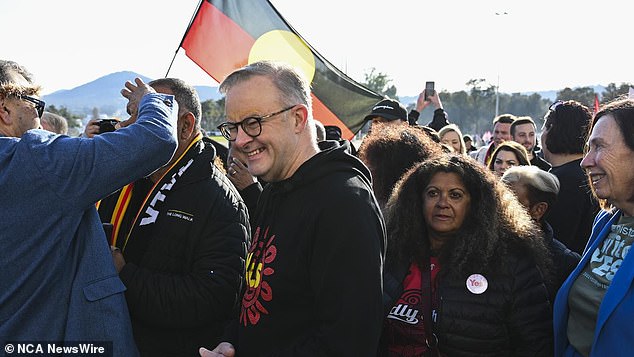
[529,202,548,221]
[180,112,196,140]
[0,98,11,125]
[292,105,309,133]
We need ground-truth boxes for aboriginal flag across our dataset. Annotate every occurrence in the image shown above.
[179,0,382,139]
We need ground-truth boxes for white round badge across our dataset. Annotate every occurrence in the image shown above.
[466,274,488,294]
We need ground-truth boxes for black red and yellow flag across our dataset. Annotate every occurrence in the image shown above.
[179,0,382,139]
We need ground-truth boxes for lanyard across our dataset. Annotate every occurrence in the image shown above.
[109,183,135,246]
[121,133,202,251]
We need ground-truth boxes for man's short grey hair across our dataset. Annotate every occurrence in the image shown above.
[502,165,560,195]
[0,60,40,97]
[219,60,312,116]
[149,77,202,130]
[502,165,560,218]
[0,59,35,86]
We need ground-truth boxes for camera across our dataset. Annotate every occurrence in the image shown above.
[97,119,120,134]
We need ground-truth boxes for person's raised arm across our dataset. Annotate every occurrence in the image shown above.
[32,77,178,209]
[428,89,444,110]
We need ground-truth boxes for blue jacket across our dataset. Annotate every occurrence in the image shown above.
[554,209,634,356]
[0,94,178,356]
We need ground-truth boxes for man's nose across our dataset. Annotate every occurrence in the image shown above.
[234,126,252,147]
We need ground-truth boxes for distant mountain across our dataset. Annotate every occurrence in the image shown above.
[43,71,604,118]
[42,71,222,118]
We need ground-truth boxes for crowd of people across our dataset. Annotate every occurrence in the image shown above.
[2,57,634,357]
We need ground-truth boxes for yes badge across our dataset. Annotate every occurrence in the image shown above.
[466,274,488,294]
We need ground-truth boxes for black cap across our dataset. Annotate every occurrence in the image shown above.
[364,99,407,122]
[324,125,342,141]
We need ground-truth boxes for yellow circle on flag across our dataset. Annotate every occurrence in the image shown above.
[248,30,316,83]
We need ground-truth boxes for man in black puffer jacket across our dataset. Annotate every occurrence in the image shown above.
[97,78,249,356]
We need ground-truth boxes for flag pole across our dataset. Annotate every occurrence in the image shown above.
[165,0,204,78]
[165,49,179,79]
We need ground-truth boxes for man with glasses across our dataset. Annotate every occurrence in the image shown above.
[201,60,386,357]
[0,86,45,136]
[0,59,179,355]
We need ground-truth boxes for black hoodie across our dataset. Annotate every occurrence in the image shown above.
[231,140,386,356]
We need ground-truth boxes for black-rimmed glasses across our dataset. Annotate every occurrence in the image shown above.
[19,95,46,118]
[217,105,296,141]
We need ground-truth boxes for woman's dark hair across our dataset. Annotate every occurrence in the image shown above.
[590,97,634,152]
[543,100,592,155]
[487,140,530,172]
[385,154,551,280]
[358,123,443,209]
[586,98,634,210]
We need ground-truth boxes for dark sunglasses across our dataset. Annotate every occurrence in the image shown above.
[19,94,46,118]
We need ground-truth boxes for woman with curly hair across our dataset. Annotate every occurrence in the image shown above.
[380,154,553,356]
[358,123,443,210]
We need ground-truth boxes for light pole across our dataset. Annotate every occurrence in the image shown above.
[494,11,508,118]
[495,74,499,117]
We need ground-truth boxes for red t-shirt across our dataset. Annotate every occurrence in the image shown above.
[384,258,441,357]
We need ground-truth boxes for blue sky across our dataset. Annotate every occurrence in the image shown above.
[3,0,632,96]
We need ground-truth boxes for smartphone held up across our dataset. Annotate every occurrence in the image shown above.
[424,81,435,101]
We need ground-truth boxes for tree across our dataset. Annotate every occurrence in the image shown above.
[362,67,397,99]
[447,79,497,135]
[46,104,82,129]
[556,87,595,108]
[200,97,225,133]
[602,82,634,103]
[430,79,550,138]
